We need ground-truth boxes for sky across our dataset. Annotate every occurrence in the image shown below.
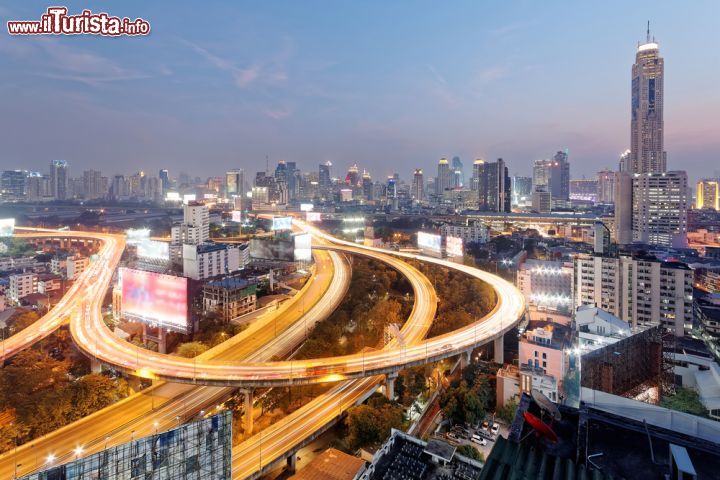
[1,1,719,185]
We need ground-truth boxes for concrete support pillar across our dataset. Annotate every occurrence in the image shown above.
[157,328,167,354]
[142,323,148,347]
[90,358,102,373]
[241,389,254,434]
[460,350,472,369]
[494,335,504,364]
[385,372,398,401]
[287,454,297,474]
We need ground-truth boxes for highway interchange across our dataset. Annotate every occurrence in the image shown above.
[0,222,525,479]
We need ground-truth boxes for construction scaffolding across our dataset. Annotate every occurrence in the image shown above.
[581,325,673,404]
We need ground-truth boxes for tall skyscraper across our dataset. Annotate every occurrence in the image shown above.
[159,169,170,193]
[50,159,68,200]
[83,169,103,200]
[470,159,483,191]
[319,162,332,198]
[345,164,360,187]
[630,23,665,174]
[0,170,27,202]
[436,157,451,194]
[511,176,532,207]
[362,170,373,200]
[548,150,570,201]
[451,156,464,188]
[596,169,616,204]
[225,169,244,198]
[476,158,511,213]
[696,179,720,210]
[411,169,424,202]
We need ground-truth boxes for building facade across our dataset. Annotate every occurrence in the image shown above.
[631,171,688,247]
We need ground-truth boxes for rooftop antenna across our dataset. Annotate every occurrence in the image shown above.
[646,20,651,43]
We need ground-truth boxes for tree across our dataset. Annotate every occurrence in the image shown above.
[175,342,208,358]
[345,397,405,450]
[11,310,40,333]
[457,445,484,462]
[497,397,519,424]
[661,388,708,417]
[71,374,128,418]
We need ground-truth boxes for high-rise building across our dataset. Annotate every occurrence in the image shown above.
[630,24,666,174]
[632,171,688,247]
[25,172,50,202]
[82,169,103,200]
[696,179,720,210]
[596,169,616,204]
[511,176,532,207]
[569,179,598,202]
[476,158,511,212]
[0,170,27,202]
[575,253,693,337]
[614,170,634,244]
[50,159,68,200]
[159,169,170,193]
[451,156,464,188]
[225,169,244,198]
[532,151,570,203]
[361,170,373,201]
[345,164,360,187]
[470,159,483,191]
[171,202,210,247]
[411,169,424,202]
[436,157,452,194]
[318,161,332,198]
[111,175,128,200]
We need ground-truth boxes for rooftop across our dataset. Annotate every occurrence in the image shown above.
[290,448,366,480]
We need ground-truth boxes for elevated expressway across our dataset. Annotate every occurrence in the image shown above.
[0,233,352,480]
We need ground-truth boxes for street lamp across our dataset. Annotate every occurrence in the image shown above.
[74,446,84,460]
[45,454,55,465]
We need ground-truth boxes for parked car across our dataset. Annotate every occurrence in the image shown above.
[471,434,487,446]
[491,423,500,435]
[446,431,459,441]
[481,420,490,431]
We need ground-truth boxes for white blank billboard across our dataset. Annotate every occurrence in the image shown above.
[446,236,464,257]
[272,216,292,231]
[137,240,170,261]
[417,231,441,253]
[294,233,312,262]
[0,218,15,237]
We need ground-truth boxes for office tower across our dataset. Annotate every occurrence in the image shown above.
[345,164,360,187]
[569,179,598,202]
[172,202,210,247]
[614,171,634,244]
[532,190,552,214]
[225,169,244,198]
[470,159,482,191]
[319,161,332,197]
[630,24,665,174]
[476,158,511,212]
[532,151,570,203]
[451,156,464,188]
[511,176,532,207]
[436,157,452,193]
[274,160,288,184]
[159,169,170,193]
[25,172,48,201]
[144,177,162,203]
[411,169,424,202]
[632,171,688,247]
[50,159,68,200]
[69,176,84,199]
[0,170,27,202]
[111,175,128,200]
[362,170,373,201]
[287,162,299,201]
[696,179,720,210]
[596,169,616,204]
[82,169,103,200]
[619,149,631,172]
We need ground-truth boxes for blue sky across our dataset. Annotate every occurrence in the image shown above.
[1,1,719,184]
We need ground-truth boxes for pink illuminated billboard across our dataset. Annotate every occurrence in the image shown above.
[119,267,189,333]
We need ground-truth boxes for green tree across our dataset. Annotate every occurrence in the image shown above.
[457,445,484,462]
[661,388,708,417]
[497,397,519,424]
[175,341,209,358]
[345,399,405,450]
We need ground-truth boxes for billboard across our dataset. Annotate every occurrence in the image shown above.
[165,191,181,202]
[19,412,232,480]
[294,233,312,262]
[120,268,189,333]
[249,238,294,261]
[446,235,464,257]
[137,240,170,261]
[417,231,441,253]
[0,218,15,237]
[300,203,314,212]
[306,211,322,222]
[125,228,150,245]
[271,216,292,231]
[231,210,243,223]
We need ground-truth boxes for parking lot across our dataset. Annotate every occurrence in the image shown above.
[440,419,510,460]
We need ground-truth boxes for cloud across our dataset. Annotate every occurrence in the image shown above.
[183,39,287,90]
[263,108,292,120]
[477,65,509,83]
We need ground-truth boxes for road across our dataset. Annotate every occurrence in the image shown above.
[1,228,124,362]
[0,239,351,480]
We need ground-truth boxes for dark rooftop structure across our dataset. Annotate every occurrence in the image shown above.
[489,389,720,480]
[361,430,482,480]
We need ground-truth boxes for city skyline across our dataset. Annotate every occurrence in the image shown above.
[1,2,719,184]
